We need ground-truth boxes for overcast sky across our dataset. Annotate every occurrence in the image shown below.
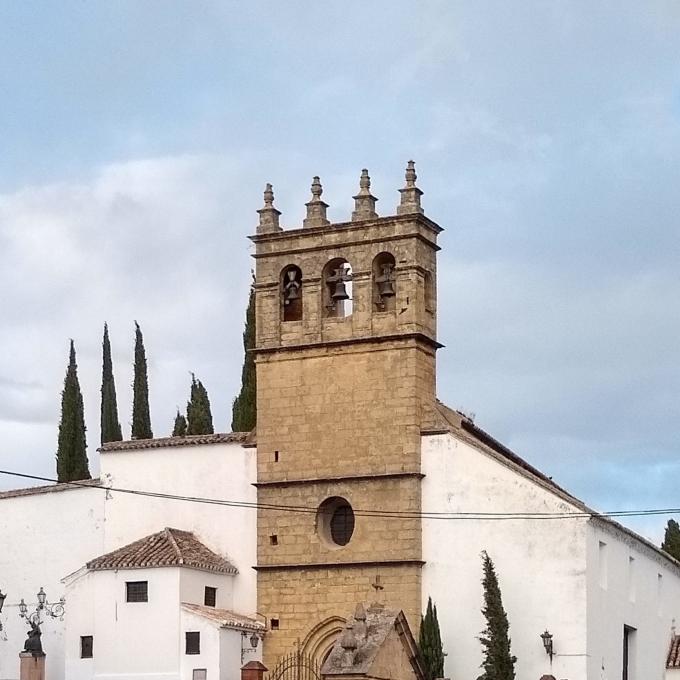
[1,1,678,541]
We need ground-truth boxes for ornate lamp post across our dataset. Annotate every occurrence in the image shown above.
[18,587,66,656]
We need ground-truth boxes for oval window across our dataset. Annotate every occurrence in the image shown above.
[317,497,355,547]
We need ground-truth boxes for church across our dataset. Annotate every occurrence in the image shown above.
[1,163,678,680]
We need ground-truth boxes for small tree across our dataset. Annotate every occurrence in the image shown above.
[56,340,91,482]
[187,374,214,435]
[478,551,516,680]
[100,323,123,445]
[131,321,153,439]
[172,410,187,437]
[662,519,680,561]
[419,596,445,680]
[231,281,256,431]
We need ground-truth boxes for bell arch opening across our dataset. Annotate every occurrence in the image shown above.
[281,265,303,322]
[322,258,353,318]
[372,252,396,312]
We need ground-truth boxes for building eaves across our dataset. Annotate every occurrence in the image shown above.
[0,478,101,501]
[181,603,265,632]
[99,432,250,453]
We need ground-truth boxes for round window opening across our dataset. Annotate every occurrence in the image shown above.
[318,497,355,547]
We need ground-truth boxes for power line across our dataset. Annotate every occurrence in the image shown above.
[0,469,677,522]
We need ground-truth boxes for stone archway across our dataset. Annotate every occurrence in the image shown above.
[300,616,347,665]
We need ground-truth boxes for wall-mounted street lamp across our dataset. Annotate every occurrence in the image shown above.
[540,630,554,662]
[0,589,6,641]
[241,631,261,663]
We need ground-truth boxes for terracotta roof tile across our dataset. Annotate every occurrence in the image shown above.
[0,478,101,501]
[181,603,265,631]
[87,528,237,575]
[668,635,680,668]
[100,432,249,453]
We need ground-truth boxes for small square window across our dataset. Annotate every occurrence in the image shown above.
[80,635,93,659]
[193,670,207,680]
[186,631,201,655]
[270,618,280,630]
[204,586,217,608]
[274,451,279,462]
[126,581,148,603]
[270,534,278,546]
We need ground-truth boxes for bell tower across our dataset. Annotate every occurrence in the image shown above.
[251,163,442,666]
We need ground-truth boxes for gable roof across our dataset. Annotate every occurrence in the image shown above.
[668,635,680,668]
[100,432,250,453]
[322,602,424,679]
[181,603,265,632]
[424,400,680,573]
[86,528,237,575]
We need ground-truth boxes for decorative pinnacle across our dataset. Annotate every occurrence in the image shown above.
[352,168,378,222]
[303,176,330,228]
[397,160,424,215]
[257,182,282,234]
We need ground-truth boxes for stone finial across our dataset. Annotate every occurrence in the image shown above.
[354,603,366,621]
[340,623,357,666]
[397,160,424,215]
[353,603,367,640]
[303,176,330,228]
[352,169,378,221]
[256,183,282,234]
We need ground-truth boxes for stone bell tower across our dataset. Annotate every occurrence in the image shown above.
[250,163,442,666]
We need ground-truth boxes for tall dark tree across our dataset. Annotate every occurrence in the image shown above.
[187,374,214,435]
[131,321,153,439]
[100,323,123,445]
[662,519,680,561]
[419,596,445,680]
[172,409,187,437]
[478,551,516,680]
[231,281,256,431]
[56,340,91,482]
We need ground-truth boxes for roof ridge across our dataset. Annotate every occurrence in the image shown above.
[164,527,184,565]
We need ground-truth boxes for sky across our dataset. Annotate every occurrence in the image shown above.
[0,1,678,542]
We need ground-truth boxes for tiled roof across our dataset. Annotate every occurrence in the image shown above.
[100,432,250,453]
[86,528,237,575]
[0,478,101,501]
[181,603,265,631]
[668,635,680,668]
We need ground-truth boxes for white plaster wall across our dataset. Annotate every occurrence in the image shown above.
[63,570,94,680]
[179,610,220,680]
[84,567,180,680]
[100,442,257,615]
[220,627,263,680]
[421,433,589,680]
[179,570,234,611]
[586,520,680,680]
[0,486,105,680]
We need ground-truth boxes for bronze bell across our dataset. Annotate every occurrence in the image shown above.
[377,279,395,298]
[331,280,349,301]
[284,271,301,304]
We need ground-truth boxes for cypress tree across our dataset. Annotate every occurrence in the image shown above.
[662,519,680,561]
[100,323,123,445]
[231,281,256,432]
[131,321,153,439]
[187,374,214,435]
[478,551,516,680]
[56,340,91,482]
[172,409,187,437]
[419,596,445,680]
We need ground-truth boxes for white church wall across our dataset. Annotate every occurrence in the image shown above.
[421,432,589,680]
[586,519,680,680]
[100,441,257,615]
[65,567,181,680]
[0,485,104,680]
[179,569,234,611]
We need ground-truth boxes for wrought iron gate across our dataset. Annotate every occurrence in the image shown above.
[267,650,321,680]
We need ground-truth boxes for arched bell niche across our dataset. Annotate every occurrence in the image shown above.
[281,265,303,321]
[322,258,353,318]
[372,252,397,312]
